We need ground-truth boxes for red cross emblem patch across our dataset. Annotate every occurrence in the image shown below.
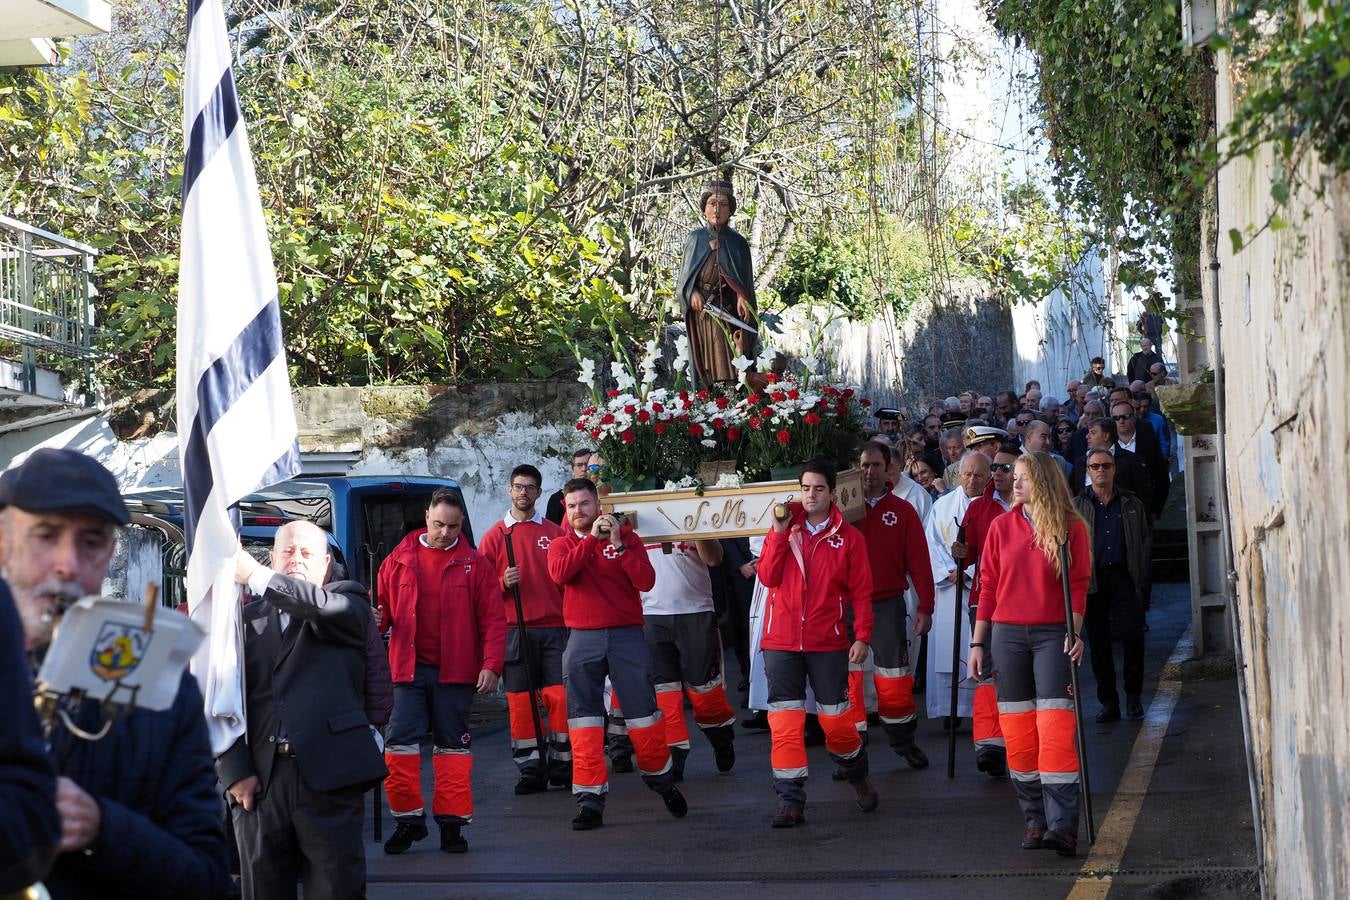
[881,511,898,527]
[537,535,552,550]
[827,535,844,549]
[601,544,619,560]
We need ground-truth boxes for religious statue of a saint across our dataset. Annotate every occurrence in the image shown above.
[675,180,757,387]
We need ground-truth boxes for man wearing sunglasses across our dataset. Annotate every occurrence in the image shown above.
[1110,402,1169,521]
[1069,417,1150,510]
[957,444,1020,778]
[1072,449,1151,721]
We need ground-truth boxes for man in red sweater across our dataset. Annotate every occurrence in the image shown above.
[478,464,570,795]
[961,443,1018,777]
[759,459,878,827]
[854,443,937,769]
[378,489,507,856]
[546,478,688,831]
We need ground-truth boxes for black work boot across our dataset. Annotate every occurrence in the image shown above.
[439,823,468,854]
[383,820,428,855]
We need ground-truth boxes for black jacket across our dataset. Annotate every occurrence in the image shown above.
[217,575,387,795]
[0,581,58,894]
[1122,421,1171,518]
[47,671,230,900]
[545,490,566,526]
[1073,488,1152,593]
[1071,446,1152,511]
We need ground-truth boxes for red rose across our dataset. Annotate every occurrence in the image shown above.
[678,390,689,401]
[624,404,636,414]
[771,391,786,403]
[621,430,636,444]
[749,417,762,430]
[836,403,848,416]
[590,429,601,440]
[652,402,664,413]
[818,398,830,410]
[715,395,730,410]
[600,413,615,425]
[696,390,710,401]
[712,417,725,430]
[842,388,855,398]
[766,373,779,383]
[575,421,586,431]
[823,386,839,398]
[804,412,821,426]
[636,409,651,423]
[688,423,703,437]
[776,429,791,445]
[761,406,776,418]
[582,406,596,416]
[607,389,620,398]
[787,389,800,400]
[747,394,762,406]
[726,427,742,441]
[654,422,666,434]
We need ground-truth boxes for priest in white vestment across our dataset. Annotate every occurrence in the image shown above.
[923,452,991,719]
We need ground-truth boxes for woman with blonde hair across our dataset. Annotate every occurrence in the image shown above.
[968,450,1091,856]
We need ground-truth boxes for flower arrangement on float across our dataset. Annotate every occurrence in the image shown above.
[570,321,869,540]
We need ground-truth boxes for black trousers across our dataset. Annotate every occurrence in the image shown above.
[1085,566,1145,707]
[232,756,366,900]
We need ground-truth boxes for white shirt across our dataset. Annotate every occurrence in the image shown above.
[641,543,715,615]
[804,517,830,536]
[892,472,933,523]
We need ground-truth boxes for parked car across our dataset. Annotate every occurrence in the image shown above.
[122,475,472,610]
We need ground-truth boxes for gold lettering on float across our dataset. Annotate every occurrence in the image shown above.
[683,501,710,531]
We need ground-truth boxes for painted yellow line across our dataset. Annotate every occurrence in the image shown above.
[1065,627,1196,900]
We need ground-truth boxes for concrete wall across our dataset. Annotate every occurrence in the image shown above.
[1211,22,1350,897]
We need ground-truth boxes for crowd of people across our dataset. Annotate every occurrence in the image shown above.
[0,350,1178,898]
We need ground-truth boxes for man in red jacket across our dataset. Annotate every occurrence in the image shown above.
[478,464,570,795]
[759,459,877,828]
[854,443,937,769]
[546,478,688,831]
[378,489,507,856]
[961,443,1018,777]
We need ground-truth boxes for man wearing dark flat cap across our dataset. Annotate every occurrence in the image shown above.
[875,408,903,438]
[0,448,229,900]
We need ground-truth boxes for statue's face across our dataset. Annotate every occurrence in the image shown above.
[704,193,732,229]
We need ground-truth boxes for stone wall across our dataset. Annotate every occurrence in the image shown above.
[296,382,590,536]
[1211,19,1350,896]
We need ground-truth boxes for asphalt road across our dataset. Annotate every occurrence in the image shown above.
[361,583,1258,899]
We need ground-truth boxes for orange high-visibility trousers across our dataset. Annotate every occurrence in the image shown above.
[992,622,1081,838]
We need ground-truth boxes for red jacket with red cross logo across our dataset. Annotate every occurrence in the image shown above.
[377,529,507,684]
[855,490,936,613]
[758,504,874,652]
[478,514,566,627]
[546,527,656,630]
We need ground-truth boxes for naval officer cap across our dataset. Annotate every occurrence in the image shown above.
[963,425,1009,449]
[875,407,903,421]
[0,448,130,525]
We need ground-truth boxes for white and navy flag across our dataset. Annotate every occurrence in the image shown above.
[177,0,300,754]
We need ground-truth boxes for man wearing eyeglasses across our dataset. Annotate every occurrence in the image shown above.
[1069,417,1151,511]
[479,465,570,795]
[546,448,593,525]
[1072,448,1151,721]
[1109,402,1167,515]
[957,443,1020,777]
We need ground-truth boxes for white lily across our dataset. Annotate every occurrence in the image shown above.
[731,354,753,384]
[611,360,636,392]
[577,358,596,388]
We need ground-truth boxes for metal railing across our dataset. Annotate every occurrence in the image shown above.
[0,214,98,402]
